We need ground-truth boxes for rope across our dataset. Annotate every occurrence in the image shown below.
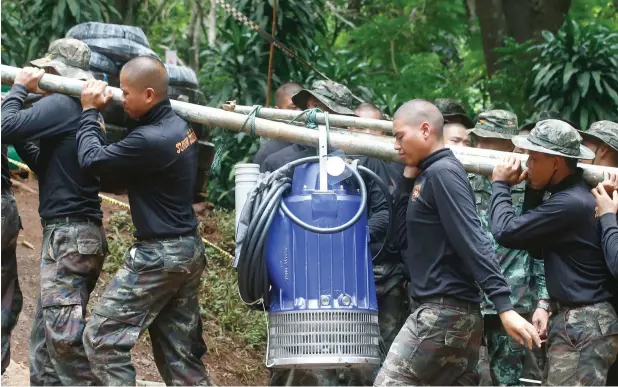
[7,158,235,261]
[211,105,262,171]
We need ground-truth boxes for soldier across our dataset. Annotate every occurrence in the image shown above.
[352,103,383,136]
[467,110,549,386]
[583,120,618,386]
[77,56,209,385]
[374,99,540,387]
[253,82,303,166]
[444,122,471,147]
[0,148,22,376]
[579,121,618,167]
[489,119,618,385]
[433,98,475,129]
[1,39,107,385]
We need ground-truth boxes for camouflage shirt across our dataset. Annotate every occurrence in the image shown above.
[469,174,550,315]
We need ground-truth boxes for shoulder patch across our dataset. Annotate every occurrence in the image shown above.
[412,183,422,201]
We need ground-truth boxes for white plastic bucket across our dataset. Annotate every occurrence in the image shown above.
[235,163,260,233]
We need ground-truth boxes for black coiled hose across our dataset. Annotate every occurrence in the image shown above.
[236,156,394,310]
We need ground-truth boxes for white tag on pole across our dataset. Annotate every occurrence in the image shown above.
[165,50,178,65]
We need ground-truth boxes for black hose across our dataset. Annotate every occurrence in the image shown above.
[357,165,395,263]
[236,157,394,310]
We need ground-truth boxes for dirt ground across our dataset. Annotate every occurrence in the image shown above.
[1,176,267,386]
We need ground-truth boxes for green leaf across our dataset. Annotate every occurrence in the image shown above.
[592,72,602,94]
[66,0,80,18]
[603,80,618,104]
[542,30,555,42]
[542,66,560,86]
[579,108,589,131]
[535,63,552,86]
[577,72,591,97]
[569,89,580,116]
[563,62,577,85]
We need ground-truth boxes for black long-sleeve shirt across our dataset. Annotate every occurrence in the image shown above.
[490,171,615,305]
[599,214,618,278]
[253,139,292,167]
[76,99,198,239]
[395,148,513,313]
[261,143,390,254]
[1,84,102,220]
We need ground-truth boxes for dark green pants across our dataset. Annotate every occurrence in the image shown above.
[375,298,483,386]
[1,195,22,375]
[84,234,209,386]
[29,220,107,386]
[482,313,543,386]
[544,302,618,386]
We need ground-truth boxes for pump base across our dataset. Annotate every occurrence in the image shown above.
[267,310,381,369]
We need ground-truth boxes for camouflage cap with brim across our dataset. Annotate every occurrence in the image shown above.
[433,98,474,128]
[292,80,356,116]
[467,109,518,140]
[511,119,595,160]
[519,111,579,132]
[30,38,93,81]
[578,121,618,153]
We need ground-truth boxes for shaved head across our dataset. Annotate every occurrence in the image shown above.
[121,56,169,99]
[355,103,383,120]
[275,82,302,110]
[119,56,169,119]
[394,99,444,137]
[393,99,445,167]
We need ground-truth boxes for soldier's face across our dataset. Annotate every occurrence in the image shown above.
[306,96,328,111]
[525,151,557,189]
[393,119,428,167]
[119,70,155,119]
[276,95,298,110]
[443,123,470,147]
[474,137,514,152]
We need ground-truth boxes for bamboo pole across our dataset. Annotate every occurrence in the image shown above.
[223,101,393,133]
[2,64,616,185]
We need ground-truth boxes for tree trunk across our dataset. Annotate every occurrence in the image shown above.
[477,0,571,75]
[208,0,217,48]
[188,1,201,70]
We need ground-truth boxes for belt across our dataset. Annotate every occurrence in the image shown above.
[136,230,199,242]
[415,295,480,313]
[550,300,594,312]
[41,216,102,228]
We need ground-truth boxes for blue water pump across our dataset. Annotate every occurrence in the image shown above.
[235,133,393,369]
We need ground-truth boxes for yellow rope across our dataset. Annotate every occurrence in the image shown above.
[8,158,234,260]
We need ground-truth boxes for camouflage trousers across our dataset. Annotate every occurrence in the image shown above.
[544,301,618,386]
[374,297,483,386]
[1,195,22,375]
[481,312,542,386]
[83,233,209,386]
[607,357,618,386]
[268,279,410,386]
[29,219,107,386]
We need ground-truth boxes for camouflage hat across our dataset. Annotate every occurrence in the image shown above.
[511,119,595,159]
[467,109,518,140]
[292,80,356,115]
[433,98,474,128]
[520,111,579,132]
[578,121,618,153]
[30,38,93,80]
